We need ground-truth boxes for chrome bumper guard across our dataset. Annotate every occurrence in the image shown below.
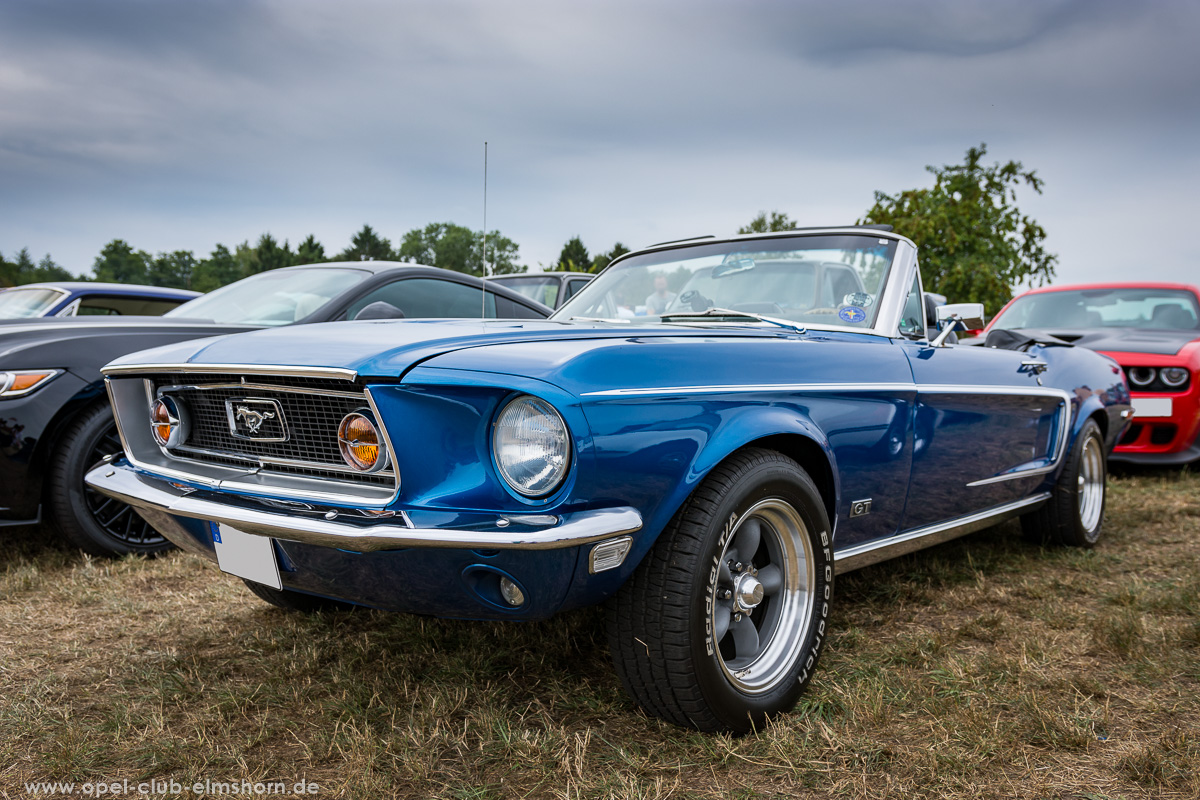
[86,463,643,553]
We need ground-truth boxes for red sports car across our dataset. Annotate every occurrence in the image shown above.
[985,282,1200,465]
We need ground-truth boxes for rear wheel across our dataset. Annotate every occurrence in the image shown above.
[242,579,357,613]
[1021,418,1107,547]
[48,403,171,556]
[606,448,833,733]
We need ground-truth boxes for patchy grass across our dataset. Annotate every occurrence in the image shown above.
[1,468,1198,798]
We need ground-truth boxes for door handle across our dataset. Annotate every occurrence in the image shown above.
[1020,360,1049,375]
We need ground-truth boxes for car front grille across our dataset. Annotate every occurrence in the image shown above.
[149,373,395,488]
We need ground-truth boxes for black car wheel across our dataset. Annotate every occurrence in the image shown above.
[606,448,833,733]
[48,403,171,556]
[1021,417,1107,548]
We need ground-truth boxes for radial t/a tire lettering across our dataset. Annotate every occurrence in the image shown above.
[605,448,834,733]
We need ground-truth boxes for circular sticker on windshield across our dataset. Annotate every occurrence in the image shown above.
[843,292,873,308]
[838,306,867,324]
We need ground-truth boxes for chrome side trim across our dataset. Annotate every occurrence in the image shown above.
[834,493,1051,573]
[86,464,641,552]
[104,363,359,380]
[583,382,919,398]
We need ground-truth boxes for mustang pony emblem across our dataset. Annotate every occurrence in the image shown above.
[225,397,287,441]
[235,405,275,434]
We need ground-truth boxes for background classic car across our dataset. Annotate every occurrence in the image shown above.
[0,281,198,318]
[486,271,593,309]
[983,282,1200,465]
[0,263,548,557]
[87,228,1129,733]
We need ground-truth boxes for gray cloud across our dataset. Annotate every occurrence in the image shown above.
[1,0,1197,287]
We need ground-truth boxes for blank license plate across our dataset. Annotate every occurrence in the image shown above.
[213,523,282,589]
[1132,397,1172,418]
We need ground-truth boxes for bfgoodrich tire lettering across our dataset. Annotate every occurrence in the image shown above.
[606,448,833,733]
[1021,417,1107,548]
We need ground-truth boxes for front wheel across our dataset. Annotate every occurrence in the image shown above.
[606,448,833,733]
[1021,417,1107,548]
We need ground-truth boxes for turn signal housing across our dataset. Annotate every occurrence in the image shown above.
[149,397,187,448]
[0,370,60,398]
[338,411,388,472]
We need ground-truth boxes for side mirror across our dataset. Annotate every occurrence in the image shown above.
[353,301,406,321]
[932,303,985,347]
[935,303,985,331]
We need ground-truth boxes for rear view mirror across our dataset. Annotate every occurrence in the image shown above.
[354,301,406,321]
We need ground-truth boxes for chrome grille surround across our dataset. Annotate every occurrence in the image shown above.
[102,367,401,506]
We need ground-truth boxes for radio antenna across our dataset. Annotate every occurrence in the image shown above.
[480,141,488,320]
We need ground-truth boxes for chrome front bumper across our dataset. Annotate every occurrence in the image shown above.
[85,463,643,553]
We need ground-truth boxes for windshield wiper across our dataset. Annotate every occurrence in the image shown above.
[659,307,807,334]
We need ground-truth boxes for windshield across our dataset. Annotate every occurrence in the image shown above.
[493,276,561,307]
[165,267,371,326]
[0,287,66,318]
[553,234,898,329]
[993,288,1200,331]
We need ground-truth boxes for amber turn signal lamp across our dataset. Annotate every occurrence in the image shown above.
[338,412,386,472]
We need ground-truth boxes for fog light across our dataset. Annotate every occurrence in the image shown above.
[338,411,388,472]
[499,576,525,606]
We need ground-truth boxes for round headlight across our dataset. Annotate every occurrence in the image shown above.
[150,397,186,447]
[1127,367,1156,387]
[493,395,570,497]
[1160,367,1189,388]
[338,411,388,472]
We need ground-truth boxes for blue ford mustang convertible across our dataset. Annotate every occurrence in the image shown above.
[87,228,1130,732]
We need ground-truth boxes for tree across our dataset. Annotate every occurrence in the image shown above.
[147,250,197,289]
[590,242,630,273]
[34,254,75,283]
[861,144,1056,313]
[251,233,296,273]
[739,211,797,234]
[557,236,590,272]
[191,244,243,293]
[93,240,150,284]
[398,222,525,276]
[338,225,394,262]
[297,234,327,265]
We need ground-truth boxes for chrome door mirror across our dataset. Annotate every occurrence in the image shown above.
[932,303,985,347]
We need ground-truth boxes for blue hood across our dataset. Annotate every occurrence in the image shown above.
[105,318,790,379]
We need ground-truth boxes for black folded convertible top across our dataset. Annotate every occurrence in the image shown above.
[983,328,1076,352]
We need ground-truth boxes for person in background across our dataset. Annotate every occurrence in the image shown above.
[645,274,676,315]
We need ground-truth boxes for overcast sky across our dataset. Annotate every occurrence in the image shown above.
[1,0,1197,292]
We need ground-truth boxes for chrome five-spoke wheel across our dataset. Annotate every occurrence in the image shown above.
[606,448,833,733]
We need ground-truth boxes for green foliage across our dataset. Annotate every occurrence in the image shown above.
[189,244,242,293]
[93,240,150,284]
[0,249,77,286]
[147,250,197,290]
[251,233,297,273]
[861,143,1057,314]
[296,234,327,265]
[590,242,630,273]
[337,225,394,262]
[398,222,524,277]
[739,211,797,234]
[556,236,590,272]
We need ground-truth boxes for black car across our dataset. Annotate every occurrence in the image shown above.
[0,262,550,556]
[486,271,593,309]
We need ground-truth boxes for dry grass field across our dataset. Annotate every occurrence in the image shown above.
[1,468,1197,799]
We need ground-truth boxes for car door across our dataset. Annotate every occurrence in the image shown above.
[895,273,1070,531]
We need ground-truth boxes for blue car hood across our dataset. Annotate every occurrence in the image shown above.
[105,318,790,379]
